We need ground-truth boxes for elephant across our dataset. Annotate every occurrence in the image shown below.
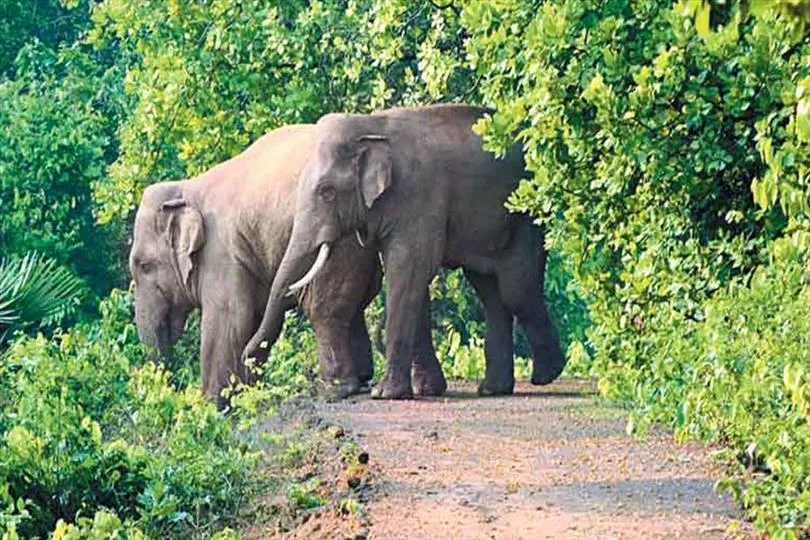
[129,124,387,406]
[243,104,566,399]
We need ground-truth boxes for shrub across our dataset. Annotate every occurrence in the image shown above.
[681,250,810,533]
[0,290,258,538]
[607,245,810,535]
[461,0,810,533]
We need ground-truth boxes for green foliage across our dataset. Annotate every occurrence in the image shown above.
[263,312,320,396]
[14,0,810,535]
[435,331,487,380]
[717,0,810,33]
[89,0,472,224]
[462,0,810,533]
[49,510,147,539]
[0,252,86,345]
[0,42,127,297]
[337,497,362,517]
[287,478,327,510]
[614,247,810,535]
[430,270,486,350]
[467,0,779,325]
[691,254,810,533]
[0,0,93,75]
[0,291,258,539]
[543,250,593,374]
[434,331,533,381]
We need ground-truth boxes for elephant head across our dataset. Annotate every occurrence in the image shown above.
[244,114,390,358]
[129,182,204,360]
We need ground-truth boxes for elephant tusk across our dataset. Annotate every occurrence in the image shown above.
[288,243,331,294]
[355,230,366,248]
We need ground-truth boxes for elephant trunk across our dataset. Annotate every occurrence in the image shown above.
[243,231,321,362]
[135,301,189,365]
[135,302,169,356]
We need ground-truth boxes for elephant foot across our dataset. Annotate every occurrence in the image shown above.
[325,378,367,401]
[530,358,566,385]
[358,379,373,394]
[371,375,414,400]
[477,378,515,397]
[413,368,447,397]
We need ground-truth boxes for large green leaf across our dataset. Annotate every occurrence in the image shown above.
[0,252,86,343]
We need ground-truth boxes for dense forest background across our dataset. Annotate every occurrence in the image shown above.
[1,0,810,537]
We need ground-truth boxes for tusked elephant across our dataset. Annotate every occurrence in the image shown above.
[243,104,565,399]
[129,125,387,406]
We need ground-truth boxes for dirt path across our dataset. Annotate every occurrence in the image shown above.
[314,378,750,539]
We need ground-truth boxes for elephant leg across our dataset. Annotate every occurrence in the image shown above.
[465,269,515,396]
[349,310,374,387]
[498,224,566,386]
[200,291,265,410]
[513,296,565,385]
[372,243,436,400]
[411,290,447,397]
[353,254,383,387]
[313,320,363,399]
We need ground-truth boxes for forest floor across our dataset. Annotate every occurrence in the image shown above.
[250,378,752,539]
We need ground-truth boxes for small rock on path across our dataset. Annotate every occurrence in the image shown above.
[316,378,751,539]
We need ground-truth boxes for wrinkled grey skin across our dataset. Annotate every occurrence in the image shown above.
[244,104,566,399]
[129,125,382,407]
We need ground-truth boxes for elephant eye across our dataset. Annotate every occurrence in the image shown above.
[139,261,154,273]
[318,185,336,202]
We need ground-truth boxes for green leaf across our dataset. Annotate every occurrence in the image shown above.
[0,252,85,343]
[695,1,711,37]
[581,72,607,103]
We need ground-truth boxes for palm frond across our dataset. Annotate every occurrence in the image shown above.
[0,299,19,325]
[14,253,86,325]
[0,252,86,338]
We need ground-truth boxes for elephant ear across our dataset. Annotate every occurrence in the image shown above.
[162,199,204,287]
[356,134,391,209]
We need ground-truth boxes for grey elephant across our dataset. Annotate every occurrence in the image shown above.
[244,104,566,399]
[129,125,384,406]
